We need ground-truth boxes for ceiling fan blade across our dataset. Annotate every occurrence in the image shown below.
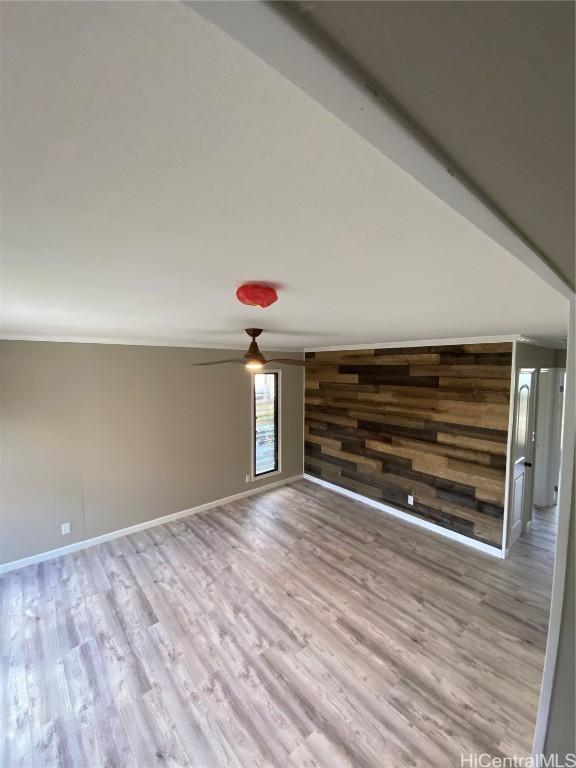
[265,358,344,367]
[191,359,245,367]
[265,358,306,367]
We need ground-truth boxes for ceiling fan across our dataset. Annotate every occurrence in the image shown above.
[192,329,306,369]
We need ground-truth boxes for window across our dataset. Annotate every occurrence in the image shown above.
[253,372,279,477]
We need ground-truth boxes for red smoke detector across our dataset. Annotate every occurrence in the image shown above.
[235,283,278,308]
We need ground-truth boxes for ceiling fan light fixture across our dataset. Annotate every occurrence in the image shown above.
[191,328,306,368]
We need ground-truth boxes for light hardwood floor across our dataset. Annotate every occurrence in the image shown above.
[1,480,556,768]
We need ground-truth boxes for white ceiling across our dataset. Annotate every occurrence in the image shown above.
[0,2,569,350]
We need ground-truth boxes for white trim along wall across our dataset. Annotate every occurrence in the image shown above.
[501,339,518,555]
[0,474,304,576]
[304,473,505,558]
[304,333,523,354]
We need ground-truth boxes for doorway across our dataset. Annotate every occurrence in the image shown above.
[534,368,565,510]
[508,365,566,550]
[510,368,537,544]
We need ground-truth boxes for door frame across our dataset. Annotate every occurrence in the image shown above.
[501,341,518,556]
[505,364,538,550]
[506,366,538,548]
[534,368,566,509]
[532,299,574,756]
[520,368,538,533]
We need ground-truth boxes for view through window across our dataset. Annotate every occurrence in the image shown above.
[253,372,279,476]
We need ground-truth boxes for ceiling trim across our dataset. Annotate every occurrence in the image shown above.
[3,334,548,353]
[304,334,523,353]
[517,336,568,349]
[189,0,574,300]
[0,334,295,352]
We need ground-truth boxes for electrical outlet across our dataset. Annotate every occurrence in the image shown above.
[407,495,414,506]
[61,522,71,536]
[245,474,251,483]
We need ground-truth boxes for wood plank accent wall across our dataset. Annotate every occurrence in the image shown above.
[304,342,513,547]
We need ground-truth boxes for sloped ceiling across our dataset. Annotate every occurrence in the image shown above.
[290,0,575,290]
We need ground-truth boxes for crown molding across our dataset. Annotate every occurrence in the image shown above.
[0,334,298,353]
[304,333,522,353]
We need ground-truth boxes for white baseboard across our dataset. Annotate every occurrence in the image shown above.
[0,474,304,575]
[303,474,505,558]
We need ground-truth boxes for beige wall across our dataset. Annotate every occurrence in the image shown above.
[0,341,303,565]
[515,342,562,369]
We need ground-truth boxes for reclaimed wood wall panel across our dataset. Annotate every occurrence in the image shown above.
[304,343,513,547]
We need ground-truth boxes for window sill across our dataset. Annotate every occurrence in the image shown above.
[251,469,282,482]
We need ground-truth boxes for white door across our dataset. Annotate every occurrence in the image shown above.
[511,370,536,543]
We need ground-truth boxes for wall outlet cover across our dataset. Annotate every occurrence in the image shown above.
[407,495,414,506]
[245,474,251,483]
[61,522,71,536]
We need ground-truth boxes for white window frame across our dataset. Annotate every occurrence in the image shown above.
[251,369,282,481]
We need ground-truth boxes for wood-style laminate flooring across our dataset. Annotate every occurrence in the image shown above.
[1,480,556,768]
